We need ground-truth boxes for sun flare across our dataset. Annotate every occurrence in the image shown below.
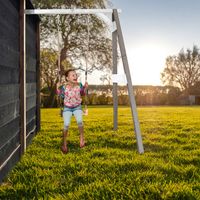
[127,43,169,85]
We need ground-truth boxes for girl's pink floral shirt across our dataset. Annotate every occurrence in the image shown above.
[57,83,85,108]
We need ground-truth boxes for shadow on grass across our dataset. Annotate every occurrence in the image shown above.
[85,138,137,151]
[143,142,172,152]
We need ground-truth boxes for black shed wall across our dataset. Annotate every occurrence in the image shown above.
[0,0,40,183]
[26,8,38,145]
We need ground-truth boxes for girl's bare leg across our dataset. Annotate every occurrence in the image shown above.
[61,129,68,153]
[78,126,85,148]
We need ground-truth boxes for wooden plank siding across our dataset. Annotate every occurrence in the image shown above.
[26,14,37,139]
[0,0,40,183]
[0,0,21,183]
[36,20,41,132]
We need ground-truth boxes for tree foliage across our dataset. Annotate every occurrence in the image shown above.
[40,48,72,88]
[32,0,112,75]
[40,48,73,107]
[161,45,200,94]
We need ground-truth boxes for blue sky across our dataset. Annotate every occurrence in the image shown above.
[104,0,200,85]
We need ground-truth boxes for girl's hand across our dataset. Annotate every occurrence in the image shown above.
[56,82,61,89]
[84,82,88,88]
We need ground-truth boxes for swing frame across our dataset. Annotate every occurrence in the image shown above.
[19,1,144,154]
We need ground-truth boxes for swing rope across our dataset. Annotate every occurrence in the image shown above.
[56,14,89,116]
[83,14,90,115]
[56,15,63,116]
[57,15,61,81]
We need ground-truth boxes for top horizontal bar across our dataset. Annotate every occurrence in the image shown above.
[25,9,121,15]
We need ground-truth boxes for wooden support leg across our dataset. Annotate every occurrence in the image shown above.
[112,16,118,131]
[113,9,144,154]
[19,0,26,154]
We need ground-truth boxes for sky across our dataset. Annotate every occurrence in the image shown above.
[88,0,200,86]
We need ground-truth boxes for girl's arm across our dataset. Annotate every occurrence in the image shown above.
[56,83,65,98]
[56,82,61,94]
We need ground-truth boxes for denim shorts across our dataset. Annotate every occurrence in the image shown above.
[63,105,83,130]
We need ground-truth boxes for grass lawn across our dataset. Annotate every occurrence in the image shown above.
[0,106,200,199]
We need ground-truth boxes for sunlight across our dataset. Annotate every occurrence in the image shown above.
[85,43,170,86]
[128,43,168,85]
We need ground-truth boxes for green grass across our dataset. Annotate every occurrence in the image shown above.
[0,106,200,199]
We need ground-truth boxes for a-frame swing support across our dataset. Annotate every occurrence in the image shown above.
[21,6,144,154]
[112,10,144,154]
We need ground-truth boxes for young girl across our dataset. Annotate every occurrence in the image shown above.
[56,69,88,154]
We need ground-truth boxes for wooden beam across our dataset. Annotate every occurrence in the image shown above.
[113,9,144,154]
[36,19,41,132]
[25,9,121,15]
[112,14,118,131]
[19,0,26,154]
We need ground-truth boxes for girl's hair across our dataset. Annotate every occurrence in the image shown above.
[65,69,76,81]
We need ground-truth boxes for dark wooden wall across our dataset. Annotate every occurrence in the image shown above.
[0,0,40,183]
[26,9,38,145]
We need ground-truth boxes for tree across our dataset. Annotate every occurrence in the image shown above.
[189,81,200,95]
[161,45,200,94]
[166,86,181,105]
[32,0,112,107]
[32,0,112,73]
[40,48,73,107]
